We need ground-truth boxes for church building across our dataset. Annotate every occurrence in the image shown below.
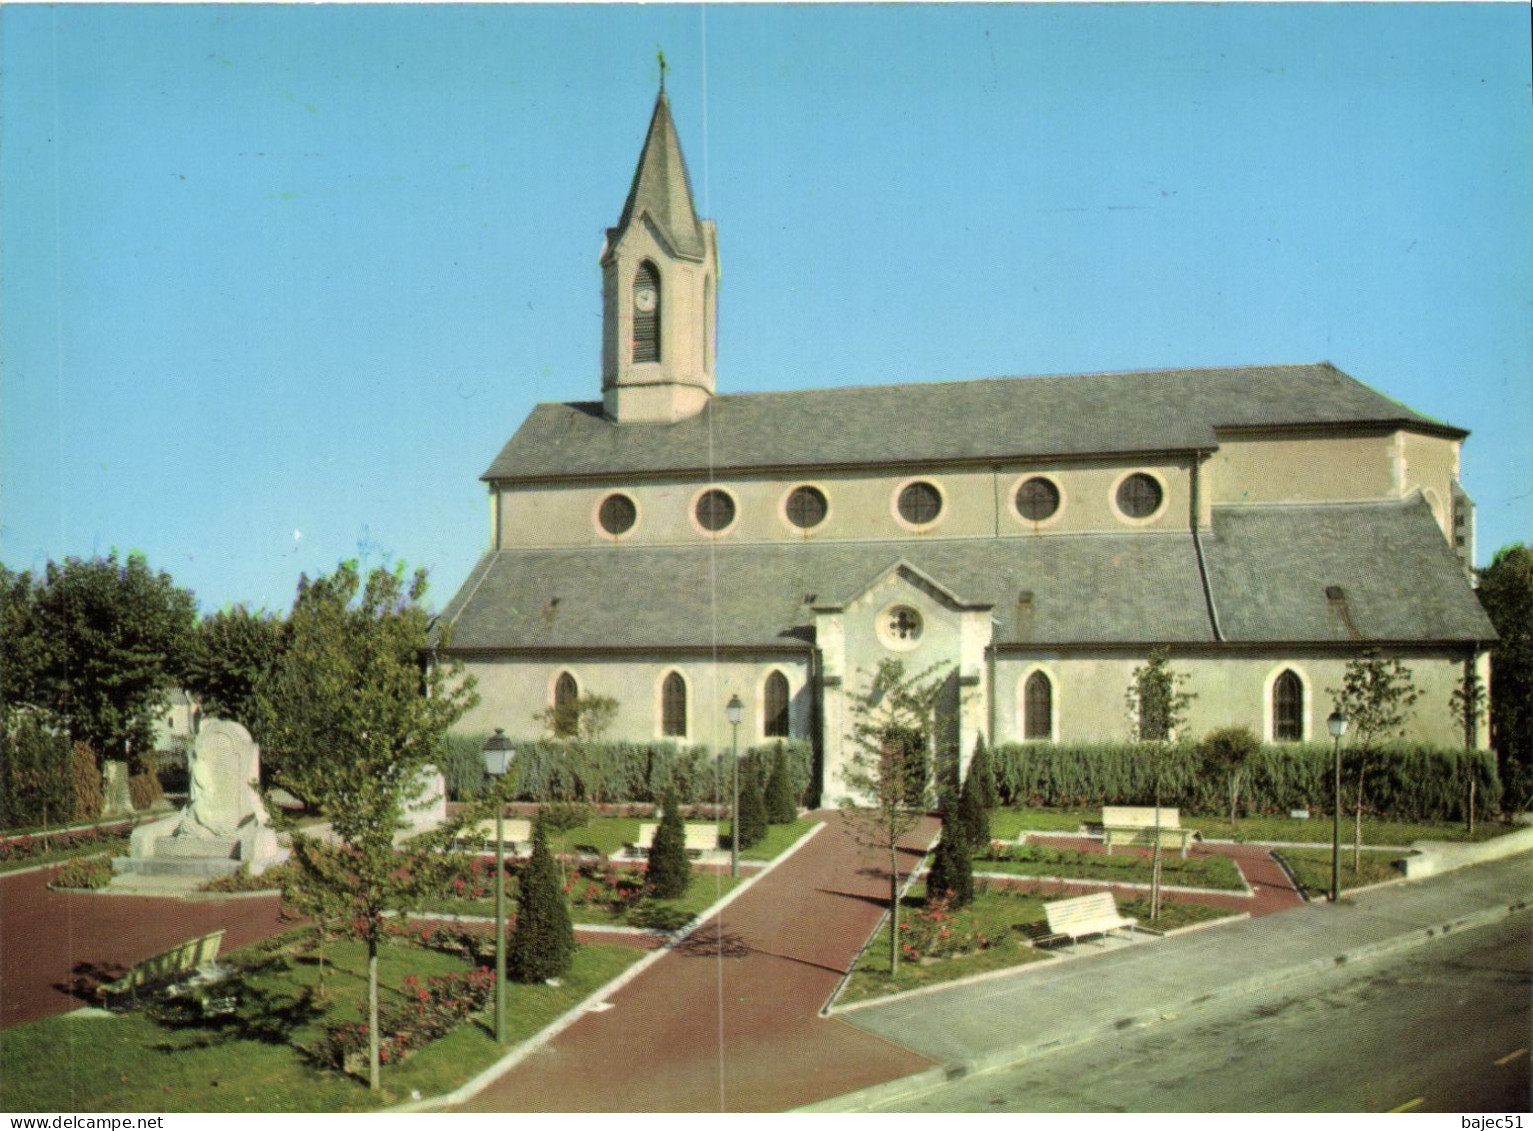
[434,88,1495,802]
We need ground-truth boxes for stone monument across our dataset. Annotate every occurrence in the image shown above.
[400,764,448,840]
[114,719,288,881]
[101,761,136,819]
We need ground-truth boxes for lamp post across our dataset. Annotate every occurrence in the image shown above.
[481,728,516,1044]
[726,695,743,877]
[1327,710,1348,904]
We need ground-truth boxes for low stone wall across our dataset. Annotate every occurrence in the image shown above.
[1399,824,1533,879]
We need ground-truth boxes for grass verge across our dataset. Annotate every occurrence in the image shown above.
[1273,846,1408,898]
[837,882,1237,1006]
[988,807,1513,847]
[0,932,643,1112]
[974,843,1246,890]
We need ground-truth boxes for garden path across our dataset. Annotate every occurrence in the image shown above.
[0,867,291,1030]
[455,809,942,1113]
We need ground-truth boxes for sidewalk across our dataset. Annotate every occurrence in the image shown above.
[451,809,941,1113]
[802,848,1533,1111]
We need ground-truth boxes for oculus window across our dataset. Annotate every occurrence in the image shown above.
[1015,477,1061,522]
[1116,473,1163,519]
[785,486,828,529]
[897,481,942,525]
[695,489,736,532]
[598,493,637,536]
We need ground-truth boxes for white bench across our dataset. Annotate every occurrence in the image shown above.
[1101,806,1197,859]
[457,818,532,855]
[629,822,720,859]
[1041,892,1138,950]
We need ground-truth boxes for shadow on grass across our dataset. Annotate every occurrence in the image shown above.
[145,957,326,1052]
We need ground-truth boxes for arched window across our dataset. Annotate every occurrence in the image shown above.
[1272,669,1303,742]
[764,671,790,738]
[632,262,660,363]
[1024,671,1053,741]
[553,672,579,737]
[661,671,687,738]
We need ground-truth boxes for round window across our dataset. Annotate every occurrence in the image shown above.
[897,481,942,526]
[1015,477,1061,522]
[695,488,736,532]
[598,493,637,535]
[876,604,925,652]
[1116,473,1163,519]
[785,485,828,529]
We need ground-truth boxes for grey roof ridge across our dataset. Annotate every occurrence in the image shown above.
[815,557,995,613]
[1207,495,1423,516]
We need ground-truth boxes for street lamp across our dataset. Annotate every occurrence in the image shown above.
[1327,710,1348,904]
[481,728,516,1044]
[726,695,743,877]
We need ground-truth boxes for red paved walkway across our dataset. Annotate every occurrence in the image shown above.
[457,810,941,1113]
[0,867,290,1029]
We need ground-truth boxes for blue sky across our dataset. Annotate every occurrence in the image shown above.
[3,3,1530,615]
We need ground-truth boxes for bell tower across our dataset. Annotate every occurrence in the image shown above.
[601,86,719,424]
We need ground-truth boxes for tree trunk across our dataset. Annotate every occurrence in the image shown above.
[1150,774,1163,921]
[368,938,380,1091]
[1352,763,1366,874]
[888,840,900,974]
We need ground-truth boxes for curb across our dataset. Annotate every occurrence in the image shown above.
[797,897,1527,1112]
[390,820,827,1113]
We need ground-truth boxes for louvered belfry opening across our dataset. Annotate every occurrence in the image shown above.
[632,262,660,363]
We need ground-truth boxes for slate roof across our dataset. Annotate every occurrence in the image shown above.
[483,363,1465,484]
[607,90,706,261]
[432,499,1491,653]
[1201,498,1495,644]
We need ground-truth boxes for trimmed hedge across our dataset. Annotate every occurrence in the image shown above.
[995,741,1501,822]
[441,735,814,808]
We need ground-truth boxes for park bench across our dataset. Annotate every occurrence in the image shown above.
[627,822,721,859]
[1039,892,1138,951]
[96,929,227,1007]
[456,817,532,855]
[1101,806,1197,859]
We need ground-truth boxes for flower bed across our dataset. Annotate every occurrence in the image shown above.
[0,821,134,872]
[313,966,495,1075]
[974,841,1246,891]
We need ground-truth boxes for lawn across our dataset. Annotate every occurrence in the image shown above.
[550,815,816,860]
[1272,846,1409,899]
[415,867,745,931]
[837,882,1238,1006]
[988,807,1512,847]
[0,931,644,1112]
[973,843,1247,891]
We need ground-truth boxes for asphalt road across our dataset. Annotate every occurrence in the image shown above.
[872,909,1532,1113]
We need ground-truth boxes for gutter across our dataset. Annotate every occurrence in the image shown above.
[1190,450,1225,643]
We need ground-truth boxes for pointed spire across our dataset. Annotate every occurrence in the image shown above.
[610,88,706,260]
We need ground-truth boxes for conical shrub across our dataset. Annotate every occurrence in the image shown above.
[737,756,768,849]
[509,810,575,982]
[647,788,690,900]
[765,743,797,825]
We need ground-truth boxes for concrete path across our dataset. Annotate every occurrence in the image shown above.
[454,810,940,1112]
[807,849,1532,1111]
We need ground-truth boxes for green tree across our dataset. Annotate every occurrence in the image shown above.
[1126,648,1195,919]
[736,753,768,850]
[509,810,576,982]
[258,561,477,1091]
[841,659,952,975]
[646,787,690,899]
[181,605,288,745]
[0,711,73,829]
[1329,649,1419,871]
[924,809,974,909]
[1199,727,1260,835]
[1477,545,1532,812]
[958,739,992,849]
[764,742,798,825]
[1449,663,1489,832]
[967,734,998,812]
[1,553,196,772]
